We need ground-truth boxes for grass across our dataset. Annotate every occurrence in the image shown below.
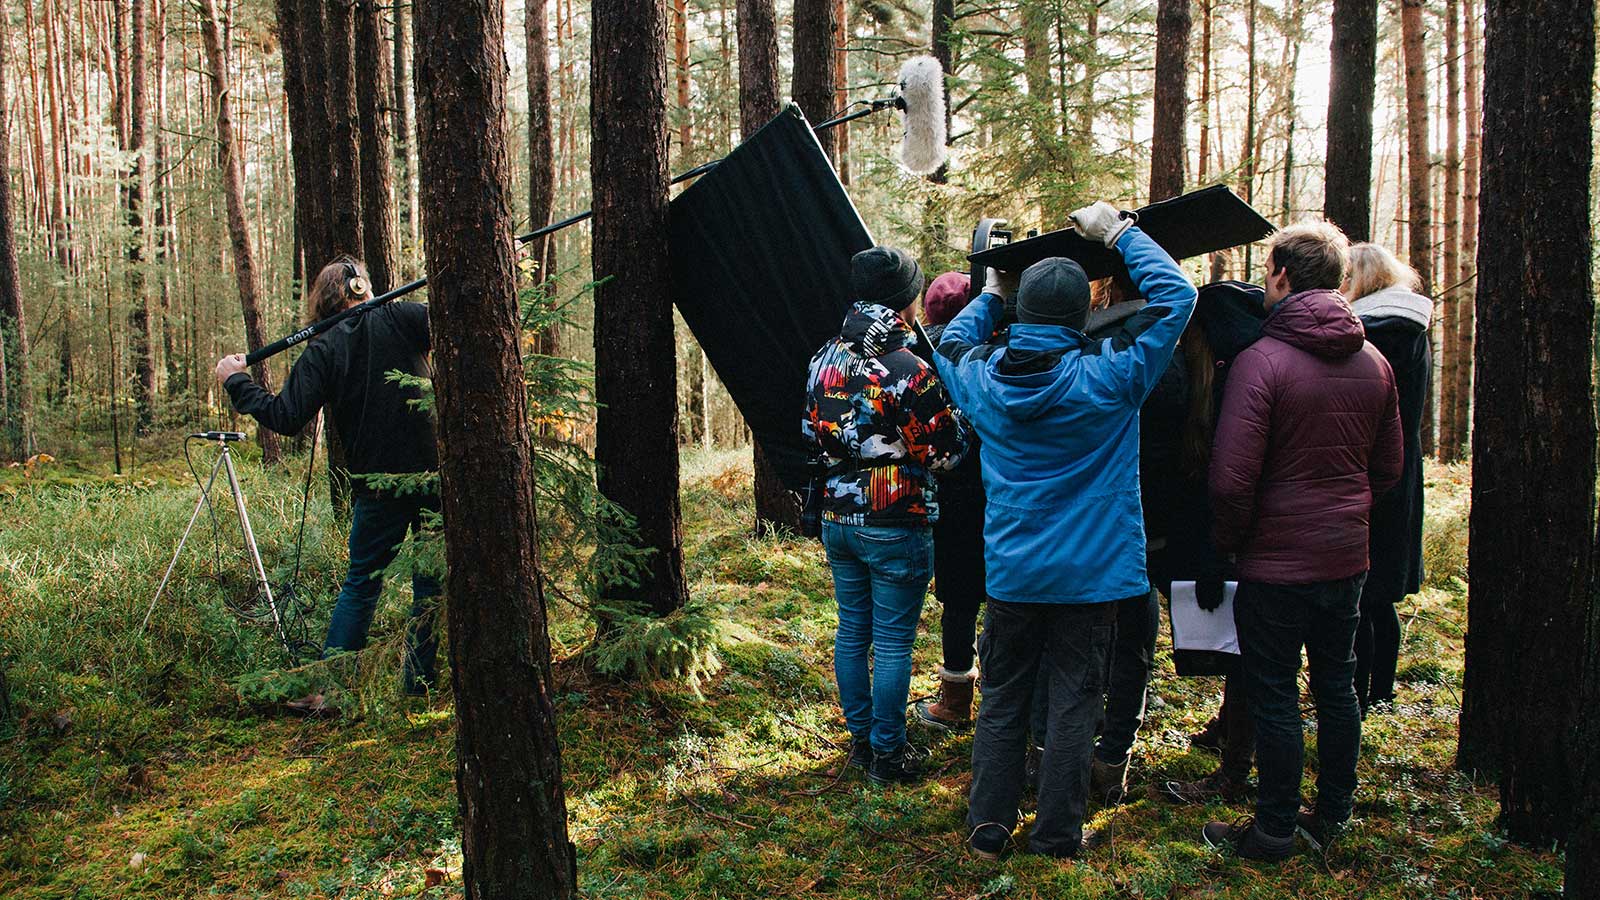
[0,447,1565,898]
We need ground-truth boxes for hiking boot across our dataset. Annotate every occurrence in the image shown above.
[1090,754,1130,805]
[1202,817,1295,861]
[1080,826,1111,853]
[1190,715,1226,754]
[1160,767,1250,804]
[846,735,872,771]
[1295,806,1348,854]
[913,665,977,733]
[868,743,925,786]
[968,821,1011,860]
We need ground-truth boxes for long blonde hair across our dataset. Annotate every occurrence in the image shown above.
[1344,242,1422,301]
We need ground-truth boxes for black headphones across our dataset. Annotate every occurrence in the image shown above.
[342,261,371,300]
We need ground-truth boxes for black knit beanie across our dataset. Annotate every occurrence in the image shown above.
[850,246,924,312]
[1016,257,1092,329]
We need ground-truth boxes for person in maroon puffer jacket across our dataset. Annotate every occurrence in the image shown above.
[1200,221,1403,861]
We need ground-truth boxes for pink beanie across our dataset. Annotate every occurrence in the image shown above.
[923,271,972,326]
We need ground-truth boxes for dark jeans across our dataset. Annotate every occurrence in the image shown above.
[1219,674,1255,778]
[969,598,1115,856]
[1235,574,1366,838]
[324,492,442,694]
[932,494,985,672]
[1354,586,1402,709]
[1095,590,1160,765]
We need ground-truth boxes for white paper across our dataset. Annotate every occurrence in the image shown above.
[1169,581,1240,655]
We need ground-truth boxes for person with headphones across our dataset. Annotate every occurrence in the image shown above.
[215,257,439,714]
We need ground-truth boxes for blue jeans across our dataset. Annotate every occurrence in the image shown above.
[324,492,442,694]
[821,520,933,753]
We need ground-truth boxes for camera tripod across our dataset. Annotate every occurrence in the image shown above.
[141,432,313,660]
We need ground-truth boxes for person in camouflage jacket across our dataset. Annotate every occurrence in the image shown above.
[803,246,971,787]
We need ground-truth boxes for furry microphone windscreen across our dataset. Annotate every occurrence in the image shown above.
[896,55,948,176]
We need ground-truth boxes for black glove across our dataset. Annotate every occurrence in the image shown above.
[1195,578,1225,613]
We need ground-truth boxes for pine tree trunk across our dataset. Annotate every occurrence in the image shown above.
[1149,0,1190,202]
[355,0,396,293]
[1325,0,1378,241]
[792,0,837,161]
[592,0,689,616]
[1400,0,1432,293]
[126,0,155,432]
[412,3,576,895]
[833,0,849,183]
[1459,0,1594,848]
[1240,0,1258,274]
[393,0,417,277]
[1456,0,1480,463]
[0,6,34,459]
[929,0,955,185]
[1439,0,1463,462]
[735,0,799,534]
[326,0,362,258]
[736,0,779,135]
[198,0,280,465]
[278,0,333,269]
[526,0,558,356]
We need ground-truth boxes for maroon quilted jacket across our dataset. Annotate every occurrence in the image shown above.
[1209,288,1404,584]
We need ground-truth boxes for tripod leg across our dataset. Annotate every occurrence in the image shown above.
[221,447,292,654]
[141,451,228,633]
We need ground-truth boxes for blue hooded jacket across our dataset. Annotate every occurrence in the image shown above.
[934,226,1197,604]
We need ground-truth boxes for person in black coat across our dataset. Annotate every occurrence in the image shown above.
[1344,244,1431,713]
[216,257,439,714]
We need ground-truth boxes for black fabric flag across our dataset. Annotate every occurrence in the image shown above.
[968,184,1276,280]
[670,105,873,490]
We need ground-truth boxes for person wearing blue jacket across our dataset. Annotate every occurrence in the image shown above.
[936,202,1197,859]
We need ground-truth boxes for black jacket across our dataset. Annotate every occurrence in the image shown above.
[225,302,438,489]
[1359,312,1430,599]
[1147,281,1267,592]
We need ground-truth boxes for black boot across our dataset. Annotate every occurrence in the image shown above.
[868,743,924,786]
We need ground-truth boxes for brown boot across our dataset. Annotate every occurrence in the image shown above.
[1159,767,1250,804]
[913,665,976,733]
[1090,755,1130,806]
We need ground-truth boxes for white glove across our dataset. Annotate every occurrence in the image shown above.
[1070,201,1135,249]
[983,267,1020,300]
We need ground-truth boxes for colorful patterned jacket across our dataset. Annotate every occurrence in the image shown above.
[803,302,972,526]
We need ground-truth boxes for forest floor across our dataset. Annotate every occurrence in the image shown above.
[0,441,1568,899]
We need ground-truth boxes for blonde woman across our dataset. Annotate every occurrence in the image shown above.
[1343,243,1432,716]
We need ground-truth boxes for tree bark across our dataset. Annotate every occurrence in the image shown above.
[412,2,576,895]
[526,0,558,356]
[736,0,799,534]
[1456,0,1480,464]
[592,0,689,616]
[735,0,780,137]
[1149,0,1190,202]
[1439,0,1463,462]
[393,0,417,277]
[1400,0,1432,293]
[355,0,396,293]
[198,0,280,464]
[792,0,837,162]
[126,0,154,431]
[1459,0,1594,849]
[1325,0,1378,240]
[1241,0,1258,274]
[929,0,955,185]
[279,0,333,269]
[0,6,34,459]
[326,0,363,258]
